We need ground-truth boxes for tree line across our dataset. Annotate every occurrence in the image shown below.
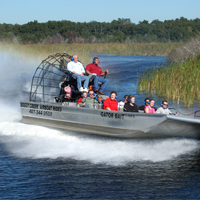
[0,17,200,44]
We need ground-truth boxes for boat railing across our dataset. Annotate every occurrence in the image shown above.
[169,107,200,119]
[168,107,178,115]
[194,110,200,119]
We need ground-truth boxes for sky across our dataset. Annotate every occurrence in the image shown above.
[0,0,200,25]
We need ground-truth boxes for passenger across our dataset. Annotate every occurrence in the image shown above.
[77,91,87,104]
[103,91,118,111]
[144,99,155,113]
[124,95,138,112]
[156,100,176,115]
[67,55,89,92]
[138,97,150,111]
[85,57,109,95]
[79,90,98,108]
[128,95,132,102]
[118,95,129,109]
[97,95,104,104]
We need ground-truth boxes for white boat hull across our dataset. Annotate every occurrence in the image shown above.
[20,101,200,139]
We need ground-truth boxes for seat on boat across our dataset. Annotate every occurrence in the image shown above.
[62,102,77,107]
[60,59,104,92]
[88,73,96,82]
[97,104,103,109]
[58,80,82,103]
[58,58,105,103]
[194,110,200,118]
[119,106,124,112]
[88,77,103,92]
[138,110,145,113]
[88,73,103,86]
[60,58,86,86]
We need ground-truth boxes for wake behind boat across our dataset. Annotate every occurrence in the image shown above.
[20,53,200,139]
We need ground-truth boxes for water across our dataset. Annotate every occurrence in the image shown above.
[99,54,167,97]
[0,53,200,199]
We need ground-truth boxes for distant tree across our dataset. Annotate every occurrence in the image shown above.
[1,17,200,44]
[52,33,63,44]
[67,31,76,43]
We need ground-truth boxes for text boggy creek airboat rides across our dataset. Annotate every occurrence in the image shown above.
[20,53,200,139]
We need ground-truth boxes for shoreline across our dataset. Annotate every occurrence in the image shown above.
[0,43,179,64]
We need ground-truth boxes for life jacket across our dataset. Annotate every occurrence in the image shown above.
[64,85,71,99]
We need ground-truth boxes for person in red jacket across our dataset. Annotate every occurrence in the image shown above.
[103,91,118,111]
[85,57,109,95]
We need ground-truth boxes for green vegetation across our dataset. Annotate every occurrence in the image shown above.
[0,43,179,64]
[0,17,200,44]
[137,36,200,106]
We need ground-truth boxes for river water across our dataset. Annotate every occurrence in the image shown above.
[0,53,200,199]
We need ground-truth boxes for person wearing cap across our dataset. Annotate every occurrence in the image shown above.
[67,55,89,92]
[85,57,109,95]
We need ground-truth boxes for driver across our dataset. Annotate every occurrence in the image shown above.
[85,57,109,95]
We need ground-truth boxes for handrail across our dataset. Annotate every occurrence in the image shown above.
[169,108,200,118]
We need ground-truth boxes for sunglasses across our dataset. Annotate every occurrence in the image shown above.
[89,93,94,95]
[163,104,168,106]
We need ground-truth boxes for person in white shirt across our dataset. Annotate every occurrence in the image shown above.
[67,55,89,92]
[118,95,129,109]
[156,100,172,115]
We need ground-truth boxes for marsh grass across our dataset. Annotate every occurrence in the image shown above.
[137,55,200,106]
[0,43,179,65]
[0,43,92,64]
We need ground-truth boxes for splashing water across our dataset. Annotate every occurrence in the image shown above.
[0,53,199,166]
[0,121,199,165]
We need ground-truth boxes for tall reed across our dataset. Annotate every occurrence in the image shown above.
[0,43,179,65]
[137,55,200,106]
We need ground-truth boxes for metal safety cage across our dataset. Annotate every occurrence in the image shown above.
[30,53,74,103]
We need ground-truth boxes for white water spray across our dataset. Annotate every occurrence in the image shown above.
[0,52,199,166]
[0,122,199,165]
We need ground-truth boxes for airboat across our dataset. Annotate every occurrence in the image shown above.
[20,53,200,139]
